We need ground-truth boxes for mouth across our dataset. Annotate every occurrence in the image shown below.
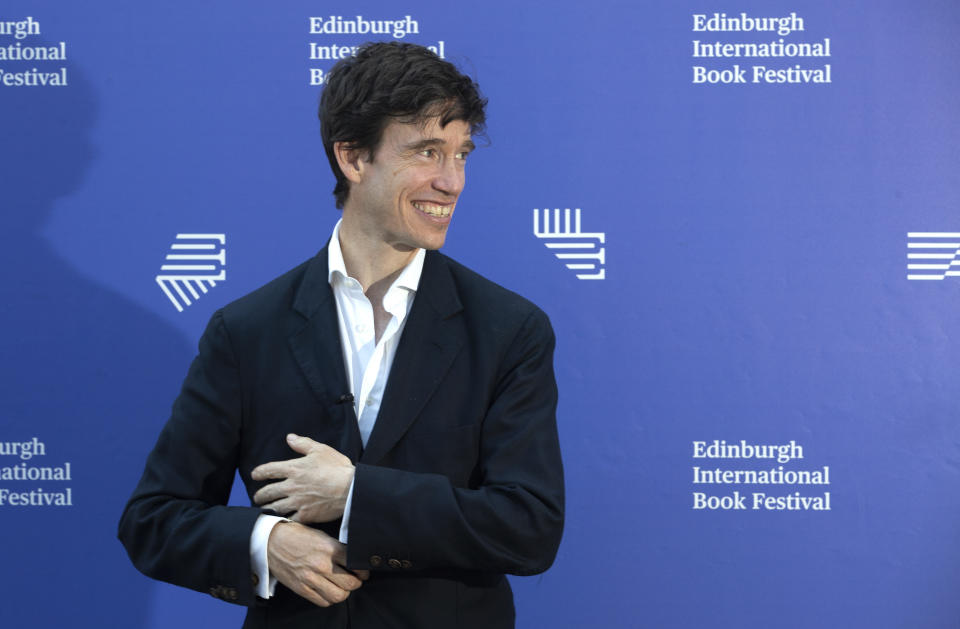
[412,202,453,218]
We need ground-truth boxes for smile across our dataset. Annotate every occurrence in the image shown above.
[412,202,452,218]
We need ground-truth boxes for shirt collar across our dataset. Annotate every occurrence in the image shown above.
[327,219,425,294]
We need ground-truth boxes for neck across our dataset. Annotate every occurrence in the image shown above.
[338,214,418,292]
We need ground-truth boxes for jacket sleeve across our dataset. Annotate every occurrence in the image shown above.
[117,310,261,606]
[346,307,564,576]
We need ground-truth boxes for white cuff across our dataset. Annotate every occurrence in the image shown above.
[338,475,356,544]
[250,514,288,599]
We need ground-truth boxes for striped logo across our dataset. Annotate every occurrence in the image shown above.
[156,233,226,311]
[533,208,605,280]
[907,232,960,280]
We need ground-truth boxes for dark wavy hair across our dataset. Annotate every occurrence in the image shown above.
[319,42,487,209]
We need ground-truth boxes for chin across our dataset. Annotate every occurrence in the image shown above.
[414,229,449,251]
[420,239,446,251]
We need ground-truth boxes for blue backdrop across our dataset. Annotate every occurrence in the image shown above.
[2,1,958,627]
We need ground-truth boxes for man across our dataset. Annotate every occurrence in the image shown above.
[119,42,564,628]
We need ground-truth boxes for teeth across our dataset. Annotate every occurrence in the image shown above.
[413,202,451,217]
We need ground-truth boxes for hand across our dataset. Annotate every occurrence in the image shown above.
[252,434,355,523]
[267,521,369,607]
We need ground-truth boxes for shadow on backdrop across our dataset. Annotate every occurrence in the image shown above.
[0,44,191,626]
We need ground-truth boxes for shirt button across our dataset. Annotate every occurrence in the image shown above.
[366,397,377,407]
[355,324,365,333]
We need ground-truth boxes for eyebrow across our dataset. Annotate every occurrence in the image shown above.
[404,138,476,153]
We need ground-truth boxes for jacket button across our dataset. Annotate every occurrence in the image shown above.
[228,588,238,601]
[251,573,260,587]
[401,560,412,569]
[209,586,220,598]
[388,558,402,569]
[369,555,383,567]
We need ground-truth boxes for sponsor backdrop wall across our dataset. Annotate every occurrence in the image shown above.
[2,1,958,627]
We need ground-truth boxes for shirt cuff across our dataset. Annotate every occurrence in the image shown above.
[250,513,289,599]
[338,474,356,544]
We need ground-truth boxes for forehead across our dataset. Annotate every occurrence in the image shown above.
[380,117,472,148]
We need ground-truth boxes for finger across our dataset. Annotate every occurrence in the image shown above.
[286,433,326,455]
[327,563,364,591]
[330,541,348,568]
[305,571,353,605]
[253,480,289,505]
[251,460,296,481]
[289,511,301,523]
[299,588,334,608]
[295,578,343,608]
[326,539,368,581]
[260,497,297,516]
[327,544,364,588]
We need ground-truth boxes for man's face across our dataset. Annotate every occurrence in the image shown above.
[345,116,474,252]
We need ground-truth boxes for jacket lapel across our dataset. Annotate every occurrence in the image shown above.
[288,249,363,460]
[361,251,464,464]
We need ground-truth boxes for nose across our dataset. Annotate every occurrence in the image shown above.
[432,158,464,198]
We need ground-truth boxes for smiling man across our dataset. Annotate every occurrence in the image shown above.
[119,42,564,629]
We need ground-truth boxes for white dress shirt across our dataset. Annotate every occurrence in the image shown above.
[249,220,424,598]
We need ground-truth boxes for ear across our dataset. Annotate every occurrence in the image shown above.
[333,141,365,184]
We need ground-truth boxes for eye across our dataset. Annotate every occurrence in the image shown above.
[455,151,470,161]
[419,148,436,158]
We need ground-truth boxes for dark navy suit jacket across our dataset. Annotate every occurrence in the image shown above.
[119,248,564,628]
